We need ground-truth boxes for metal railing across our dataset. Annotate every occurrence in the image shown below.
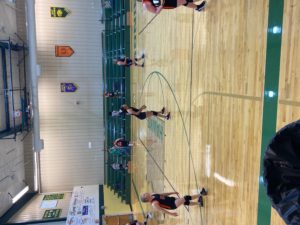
[0,38,30,140]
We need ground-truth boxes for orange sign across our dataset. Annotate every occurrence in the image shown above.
[55,46,74,57]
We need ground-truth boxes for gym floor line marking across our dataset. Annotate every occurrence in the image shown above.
[189,11,205,225]
[138,71,205,225]
[139,72,201,192]
[279,99,300,107]
[138,136,198,225]
[132,177,146,218]
[188,9,195,197]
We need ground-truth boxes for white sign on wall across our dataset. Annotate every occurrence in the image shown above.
[66,185,100,225]
[40,200,58,209]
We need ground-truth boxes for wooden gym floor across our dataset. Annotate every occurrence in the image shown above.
[128,0,300,225]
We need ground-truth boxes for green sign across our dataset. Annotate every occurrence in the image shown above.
[43,209,61,219]
[43,193,64,200]
[50,7,71,18]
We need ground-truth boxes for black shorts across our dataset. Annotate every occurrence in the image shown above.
[183,0,194,6]
[158,196,177,210]
[163,0,177,8]
[125,58,133,66]
[135,112,147,120]
[164,197,177,209]
[130,221,138,225]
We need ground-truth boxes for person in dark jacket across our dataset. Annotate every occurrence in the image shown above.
[264,120,300,224]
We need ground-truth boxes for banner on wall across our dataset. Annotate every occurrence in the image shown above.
[66,185,100,225]
[40,200,58,209]
[55,46,74,57]
[50,7,71,18]
[61,83,78,93]
[43,209,61,219]
[43,193,64,200]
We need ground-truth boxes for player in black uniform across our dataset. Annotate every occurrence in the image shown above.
[104,91,120,98]
[114,54,145,67]
[140,189,208,217]
[142,0,206,14]
[119,104,170,120]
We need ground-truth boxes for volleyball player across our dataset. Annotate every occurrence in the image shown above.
[114,54,145,67]
[119,104,170,120]
[142,0,206,14]
[140,189,208,217]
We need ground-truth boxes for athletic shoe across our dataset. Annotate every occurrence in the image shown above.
[135,54,145,61]
[166,112,171,120]
[198,195,204,207]
[195,1,206,12]
[200,187,208,196]
[146,212,153,219]
[161,107,165,114]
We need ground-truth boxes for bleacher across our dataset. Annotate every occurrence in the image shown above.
[101,0,131,205]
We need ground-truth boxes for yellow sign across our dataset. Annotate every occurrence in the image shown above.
[50,7,71,18]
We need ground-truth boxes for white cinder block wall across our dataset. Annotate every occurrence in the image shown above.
[35,0,105,192]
